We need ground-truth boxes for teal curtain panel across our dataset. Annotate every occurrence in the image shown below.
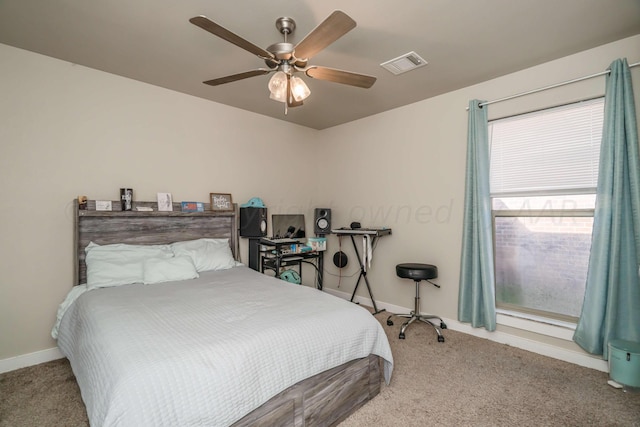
[458,99,497,331]
[573,58,640,359]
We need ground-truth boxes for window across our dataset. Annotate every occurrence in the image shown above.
[489,98,604,322]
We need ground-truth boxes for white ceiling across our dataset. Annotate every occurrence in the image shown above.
[1,0,639,130]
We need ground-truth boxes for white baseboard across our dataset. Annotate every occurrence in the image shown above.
[323,288,609,373]
[449,319,608,372]
[0,347,64,374]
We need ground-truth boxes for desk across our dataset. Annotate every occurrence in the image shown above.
[259,239,324,289]
[331,228,392,314]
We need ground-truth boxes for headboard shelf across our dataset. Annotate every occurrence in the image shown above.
[79,210,234,218]
[74,199,239,285]
[79,199,232,216]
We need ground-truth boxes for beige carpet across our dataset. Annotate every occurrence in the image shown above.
[342,316,640,426]
[1,315,639,426]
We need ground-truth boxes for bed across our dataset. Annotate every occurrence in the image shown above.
[53,199,393,427]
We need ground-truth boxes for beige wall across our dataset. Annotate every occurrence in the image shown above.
[1,34,639,364]
[315,35,640,356]
[0,43,319,360]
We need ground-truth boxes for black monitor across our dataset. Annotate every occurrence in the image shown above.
[271,214,306,238]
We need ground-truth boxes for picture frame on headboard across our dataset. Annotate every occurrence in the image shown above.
[157,192,173,211]
[210,193,233,211]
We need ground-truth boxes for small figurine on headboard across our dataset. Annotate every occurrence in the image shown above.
[78,195,88,210]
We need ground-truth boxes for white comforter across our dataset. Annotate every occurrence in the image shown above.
[56,266,393,427]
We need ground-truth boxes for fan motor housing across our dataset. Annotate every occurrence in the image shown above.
[266,42,294,61]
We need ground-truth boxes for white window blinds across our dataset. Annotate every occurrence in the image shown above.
[489,98,604,196]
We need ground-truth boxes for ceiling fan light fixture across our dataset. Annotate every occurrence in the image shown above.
[290,76,311,101]
[191,11,369,109]
[268,71,288,102]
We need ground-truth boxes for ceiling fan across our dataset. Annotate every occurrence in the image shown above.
[189,10,376,111]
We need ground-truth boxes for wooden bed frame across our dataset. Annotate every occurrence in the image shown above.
[73,199,382,426]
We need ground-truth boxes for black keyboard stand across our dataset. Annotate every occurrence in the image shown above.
[332,228,391,315]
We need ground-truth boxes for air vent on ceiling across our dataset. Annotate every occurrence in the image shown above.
[380,51,428,75]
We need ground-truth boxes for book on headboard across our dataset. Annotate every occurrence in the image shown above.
[181,202,204,212]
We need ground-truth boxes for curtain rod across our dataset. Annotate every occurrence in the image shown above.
[466,61,640,110]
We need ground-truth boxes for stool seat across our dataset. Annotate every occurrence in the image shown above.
[396,263,438,281]
[387,262,446,342]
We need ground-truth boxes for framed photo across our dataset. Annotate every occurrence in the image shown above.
[157,192,173,211]
[210,193,233,211]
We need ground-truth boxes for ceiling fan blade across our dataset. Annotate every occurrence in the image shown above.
[190,16,276,63]
[286,74,303,108]
[293,10,356,62]
[305,66,376,88]
[203,69,272,86]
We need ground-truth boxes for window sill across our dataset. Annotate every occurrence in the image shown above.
[496,309,577,341]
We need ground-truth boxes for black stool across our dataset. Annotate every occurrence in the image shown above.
[386,263,446,342]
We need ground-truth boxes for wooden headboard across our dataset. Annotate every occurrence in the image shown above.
[74,199,238,285]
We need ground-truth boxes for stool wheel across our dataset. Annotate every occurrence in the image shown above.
[386,316,394,326]
[440,322,447,329]
[399,332,405,339]
[438,335,445,343]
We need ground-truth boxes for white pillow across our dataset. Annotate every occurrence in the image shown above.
[86,259,144,289]
[85,242,174,289]
[85,242,174,260]
[170,238,241,272]
[143,256,199,284]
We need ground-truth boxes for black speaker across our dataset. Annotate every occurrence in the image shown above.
[314,208,331,235]
[240,207,267,237]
